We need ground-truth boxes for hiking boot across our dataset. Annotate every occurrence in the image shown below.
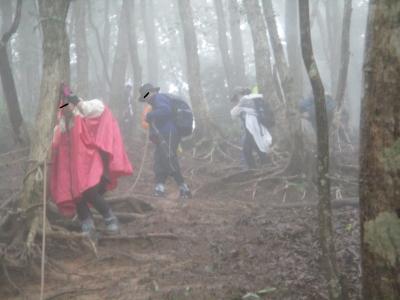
[153,183,166,197]
[81,217,97,240]
[179,183,192,199]
[104,213,120,235]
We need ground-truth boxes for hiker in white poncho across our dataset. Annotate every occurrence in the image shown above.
[230,87,274,170]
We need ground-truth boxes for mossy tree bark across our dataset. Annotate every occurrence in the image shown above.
[359,1,400,298]
[299,0,344,299]
[19,0,70,253]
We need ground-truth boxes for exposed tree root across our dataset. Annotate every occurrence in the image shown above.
[272,198,359,209]
[194,137,238,163]
[44,287,104,300]
[99,233,178,244]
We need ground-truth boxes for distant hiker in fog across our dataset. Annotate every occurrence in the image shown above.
[231,87,273,170]
[51,86,133,238]
[139,83,192,199]
[298,94,336,131]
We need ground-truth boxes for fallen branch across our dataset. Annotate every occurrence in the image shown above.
[99,233,178,243]
[272,198,359,209]
[44,287,104,300]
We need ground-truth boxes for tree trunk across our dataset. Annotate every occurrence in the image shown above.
[141,0,158,84]
[228,0,246,86]
[125,0,143,138]
[0,0,29,146]
[325,0,342,93]
[213,0,234,92]
[110,0,129,117]
[20,0,70,251]
[177,0,211,137]
[285,0,304,98]
[243,0,276,106]
[87,0,111,92]
[334,0,352,110]
[73,0,89,97]
[0,0,12,54]
[16,0,41,121]
[299,1,343,299]
[359,1,400,299]
[262,0,304,173]
[103,0,110,93]
[126,0,142,99]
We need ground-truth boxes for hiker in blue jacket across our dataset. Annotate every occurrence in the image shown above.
[138,83,191,199]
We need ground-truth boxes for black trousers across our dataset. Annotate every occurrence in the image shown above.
[76,182,111,221]
[242,129,267,169]
[153,131,184,185]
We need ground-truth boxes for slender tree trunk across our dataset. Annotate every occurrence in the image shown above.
[103,0,110,93]
[126,0,142,99]
[73,0,89,97]
[16,0,41,121]
[228,0,246,86]
[262,0,304,173]
[87,0,111,91]
[19,0,70,251]
[141,0,158,84]
[285,0,304,98]
[213,0,234,92]
[299,1,343,299]
[359,1,400,299]
[0,0,29,146]
[0,0,12,54]
[334,0,352,110]
[243,0,276,107]
[110,0,129,117]
[177,0,211,137]
[325,0,342,93]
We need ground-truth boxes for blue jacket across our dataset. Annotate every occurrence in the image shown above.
[146,93,177,136]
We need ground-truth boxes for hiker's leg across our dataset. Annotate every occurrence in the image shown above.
[242,130,256,169]
[168,132,184,186]
[252,136,267,165]
[154,144,168,184]
[76,194,95,235]
[84,184,119,233]
[76,198,91,221]
[83,185,112,219]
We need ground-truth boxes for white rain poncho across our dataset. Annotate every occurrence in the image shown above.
[230,94,272,153]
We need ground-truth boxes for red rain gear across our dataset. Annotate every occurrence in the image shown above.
[51,107,133,216]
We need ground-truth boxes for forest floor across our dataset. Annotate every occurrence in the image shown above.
[0,141,360,300]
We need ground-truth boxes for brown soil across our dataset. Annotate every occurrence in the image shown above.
[0,146,360,300]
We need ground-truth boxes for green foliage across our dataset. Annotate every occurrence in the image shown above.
[364,212,400,267]
[380,139,400,172]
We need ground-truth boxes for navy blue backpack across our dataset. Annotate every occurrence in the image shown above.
[164,94,194,137]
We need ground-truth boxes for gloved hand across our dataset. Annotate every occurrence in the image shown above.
[67,94,80,105]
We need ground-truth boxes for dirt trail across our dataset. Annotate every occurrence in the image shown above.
[0,151,360,300]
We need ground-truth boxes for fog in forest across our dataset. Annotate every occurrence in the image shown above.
[2,1,400,300]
